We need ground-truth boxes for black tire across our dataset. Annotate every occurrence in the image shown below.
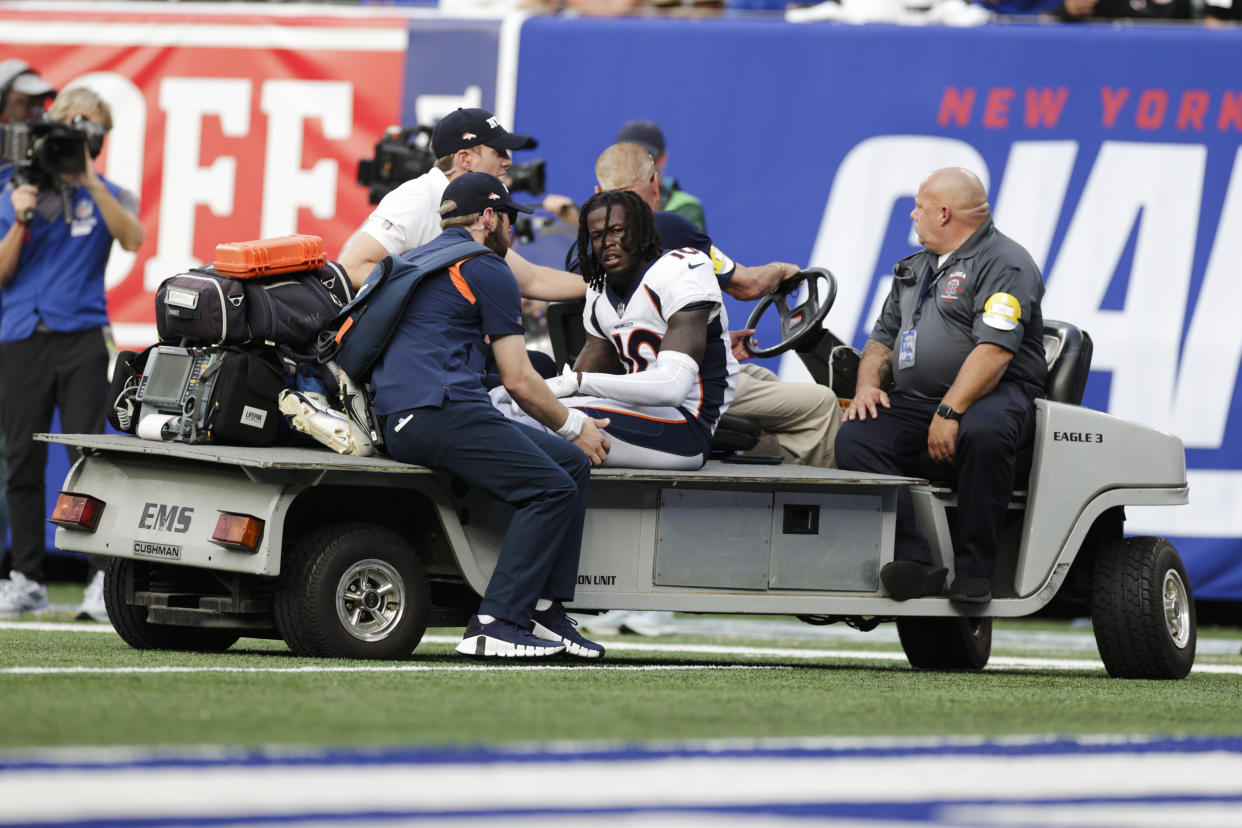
[895,616,992,671]
[102,557,241,652]
[1091,536,1196,679]
[274,522,429,659]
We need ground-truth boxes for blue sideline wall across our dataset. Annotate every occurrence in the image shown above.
[37,14,1242,602]
[503,17,1242,601]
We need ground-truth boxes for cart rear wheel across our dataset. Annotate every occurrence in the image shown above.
[102,557,240,652]
[895,615,992,671]
[1091,536,1196,679]
[275,522,429,659]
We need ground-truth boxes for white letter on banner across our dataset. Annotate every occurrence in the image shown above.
[807,136,988,346]
[1169,145,1242,449]
[259,80,352,237]
[144,78,251,291]
[992,141,1078,272]
[62,72,147,291]
[1042,141,1205,434]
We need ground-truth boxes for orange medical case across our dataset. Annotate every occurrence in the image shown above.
[212,234,327,278]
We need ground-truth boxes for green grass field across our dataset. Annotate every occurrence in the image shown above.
[4,588,1242,753]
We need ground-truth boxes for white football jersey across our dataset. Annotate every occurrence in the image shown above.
[582,247,738,431]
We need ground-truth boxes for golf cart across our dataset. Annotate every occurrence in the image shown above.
[45,270,1193,678]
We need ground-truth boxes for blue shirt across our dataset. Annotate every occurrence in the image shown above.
[371,227,525,414]
[0,177,128,342]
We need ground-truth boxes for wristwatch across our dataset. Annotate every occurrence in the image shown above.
[936,402,961,421]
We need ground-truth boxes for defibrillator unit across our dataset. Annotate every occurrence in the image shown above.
[134,344,285,446]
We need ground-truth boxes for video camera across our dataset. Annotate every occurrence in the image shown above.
[356,124,547,241]
[0,115,105,223]
[0,115,104,186]
[356,125,436,205]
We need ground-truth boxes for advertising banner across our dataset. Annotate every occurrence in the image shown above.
[1,1,413,348]
[514,18,1242,598]
[1,1,418,553]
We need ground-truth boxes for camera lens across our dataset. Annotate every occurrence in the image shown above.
[34,132,87,177]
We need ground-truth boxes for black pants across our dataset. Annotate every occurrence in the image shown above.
[834,382,1037,580]
[0,328,108,583]
[383,399,590,626]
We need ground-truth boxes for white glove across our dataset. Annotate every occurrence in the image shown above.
[545,364,580,398]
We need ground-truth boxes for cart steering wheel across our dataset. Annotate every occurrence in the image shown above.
[743,268,837,359]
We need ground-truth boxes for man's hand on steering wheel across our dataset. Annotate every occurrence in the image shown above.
[773,263,804,294]
[742,268,838,359]
[729,329,756,362]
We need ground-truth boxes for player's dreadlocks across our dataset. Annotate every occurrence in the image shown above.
[577,189,663,293]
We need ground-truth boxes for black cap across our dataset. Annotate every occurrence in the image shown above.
[431,108,536,157]
[617,119,664,159]
[441,172,534,219]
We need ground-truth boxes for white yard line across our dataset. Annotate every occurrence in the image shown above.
[2,663,788,675]
[3,623,1240,675]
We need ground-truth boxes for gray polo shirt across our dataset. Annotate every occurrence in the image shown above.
[870,218,1047,401]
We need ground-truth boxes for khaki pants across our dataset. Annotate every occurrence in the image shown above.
[728,363,842,468]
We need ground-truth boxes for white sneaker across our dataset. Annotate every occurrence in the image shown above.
[620,611,676,637]
[0,571,51,619]
[576,609,631,635]
[334,363,382,453]
[279,389,374,457]
[75,570,110,622]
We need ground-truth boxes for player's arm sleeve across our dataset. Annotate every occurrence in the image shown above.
[971,260,1041,352]
[578,349,700,407]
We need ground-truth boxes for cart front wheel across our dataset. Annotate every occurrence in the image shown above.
[895,615,992,671]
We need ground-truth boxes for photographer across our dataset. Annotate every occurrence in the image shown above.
[0,86,143,619]
[0,60,54,587]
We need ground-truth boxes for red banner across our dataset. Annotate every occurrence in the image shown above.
[2,4,412,347]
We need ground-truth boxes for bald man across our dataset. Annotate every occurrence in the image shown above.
[835,167,1048,604]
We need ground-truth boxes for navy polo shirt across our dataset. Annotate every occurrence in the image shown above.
[370,227,525,415]
[871,218,1047,400]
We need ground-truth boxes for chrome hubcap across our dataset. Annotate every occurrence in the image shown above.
[1163,569,1191,649]
[336,559,405,642]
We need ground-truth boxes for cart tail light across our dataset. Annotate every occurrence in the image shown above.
[211,513,264,552]
[50,492,105,532]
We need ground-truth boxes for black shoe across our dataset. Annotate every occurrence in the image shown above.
[880,561,947,601]
[947,577,993,604]
[532,601,605,659]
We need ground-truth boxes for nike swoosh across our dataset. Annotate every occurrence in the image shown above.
[688,262,705,269]
[395,414,413,432]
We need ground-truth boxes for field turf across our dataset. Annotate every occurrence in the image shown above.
[3,587,1242,752]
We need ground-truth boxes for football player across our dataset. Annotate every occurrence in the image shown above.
[494,189,737,469]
